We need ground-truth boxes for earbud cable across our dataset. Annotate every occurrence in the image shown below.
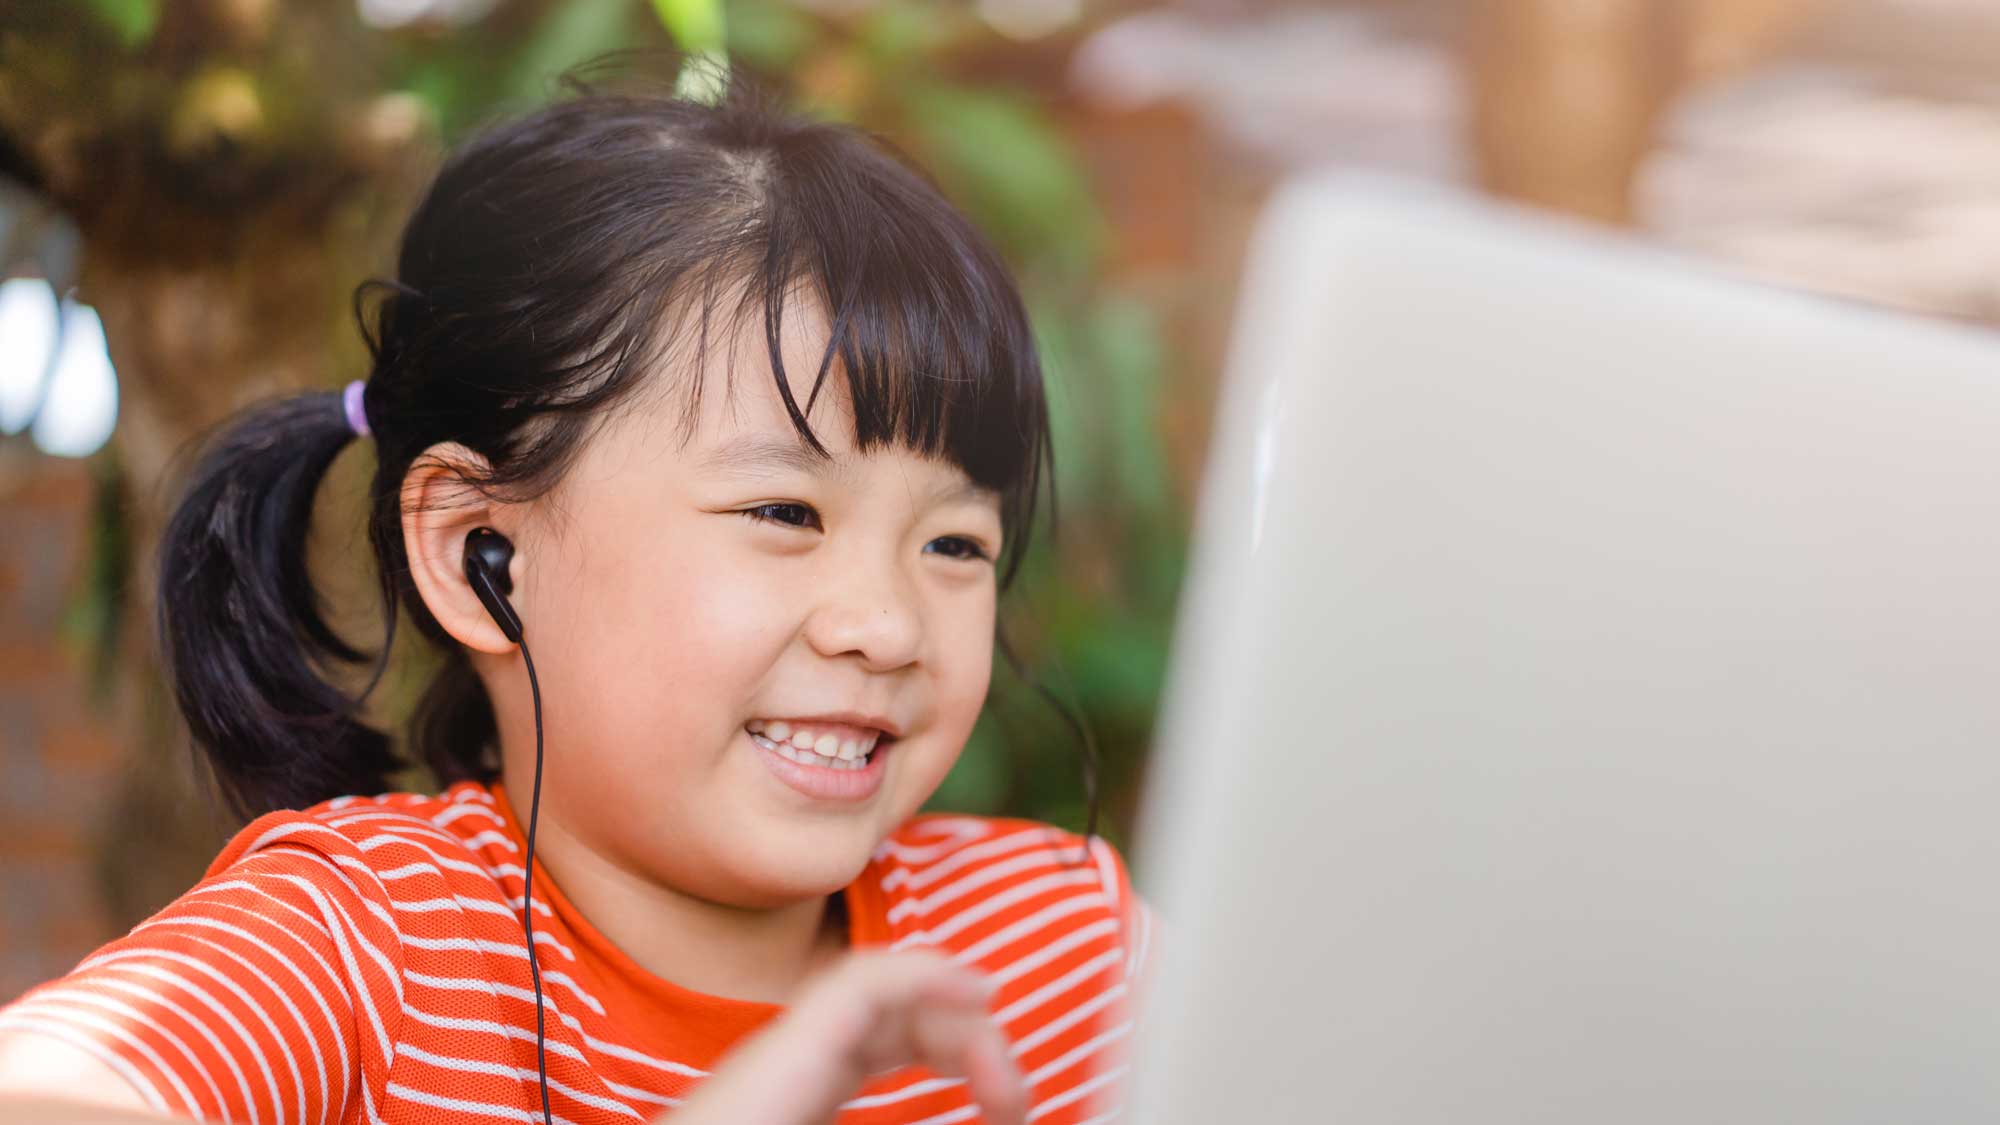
[516,630,555,1125]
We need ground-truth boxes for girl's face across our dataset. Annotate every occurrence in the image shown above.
[496,296,1002,908]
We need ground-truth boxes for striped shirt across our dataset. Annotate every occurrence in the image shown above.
[0,779,1156,1124]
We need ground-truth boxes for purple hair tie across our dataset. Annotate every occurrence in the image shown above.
[342,379,372,438]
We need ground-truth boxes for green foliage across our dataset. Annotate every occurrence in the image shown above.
[510,0,651,105]
[652,0,731,101]
[61,446,131,710]
[653,0,728,51]
[395,0,670,140]
[852,1,949,65]
[722,0,817,70]
[901,83,1104,284]
[81,0,157,48]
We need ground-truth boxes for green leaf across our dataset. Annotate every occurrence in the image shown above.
[1026,297,1098,511]
[502,0,645,109]
[1065,622,1172,717]
[1087,294,1172,523]
[64,448,130,709]
[82,0,157,48]
[653,0,728,52]
[855,0,949,65]
[901,81,1103,278]
[398,61,471,137]
[724,0,817,70]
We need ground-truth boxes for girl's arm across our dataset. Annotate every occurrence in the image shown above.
[0,836,404,1124]
[0,1029,189,1121]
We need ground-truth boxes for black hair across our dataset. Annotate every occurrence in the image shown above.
[155,51,1098,850]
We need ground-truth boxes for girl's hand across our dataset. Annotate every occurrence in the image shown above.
[658,949,1028,1125]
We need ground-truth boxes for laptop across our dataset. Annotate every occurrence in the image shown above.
[1124,172,2000,1122]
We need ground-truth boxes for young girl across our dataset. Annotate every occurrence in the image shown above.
[0,57,1155,1125]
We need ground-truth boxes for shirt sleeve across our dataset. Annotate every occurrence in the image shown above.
[1065,833,1162,1122]
[1087,835,1160,1018]
[0,816,407,1124]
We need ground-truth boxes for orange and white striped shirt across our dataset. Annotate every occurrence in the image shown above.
[0,780,1156,1124]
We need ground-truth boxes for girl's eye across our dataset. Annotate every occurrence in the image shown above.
[741,504,991,563]
[741,503,822,531]
[925,536,990,563]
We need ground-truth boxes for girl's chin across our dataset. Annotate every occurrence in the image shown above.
[725,812,883,875]
[720,857,871,910]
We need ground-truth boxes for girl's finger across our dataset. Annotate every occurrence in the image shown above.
[907,1000,1029,1125]
[970,1029,1031,1125]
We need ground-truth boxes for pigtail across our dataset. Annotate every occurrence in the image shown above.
[156,388,402,822]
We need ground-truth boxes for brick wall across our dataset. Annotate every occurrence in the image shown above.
[0,453,123,1002]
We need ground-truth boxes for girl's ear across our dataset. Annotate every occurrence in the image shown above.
[402,442,521,655]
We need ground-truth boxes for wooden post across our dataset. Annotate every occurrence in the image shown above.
[1464,0,1822,224]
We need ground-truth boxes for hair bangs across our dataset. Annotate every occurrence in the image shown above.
[665,134,1053,589]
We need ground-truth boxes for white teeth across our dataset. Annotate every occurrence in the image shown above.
[751,730,871,771]
[746,719,886,758]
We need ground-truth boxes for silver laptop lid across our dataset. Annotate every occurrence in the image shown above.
[1128,172,2000,1123]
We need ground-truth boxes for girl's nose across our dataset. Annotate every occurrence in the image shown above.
[802,569,924,672]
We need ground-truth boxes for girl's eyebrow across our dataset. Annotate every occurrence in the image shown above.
[699,433,998,505]
[700,433,848,481]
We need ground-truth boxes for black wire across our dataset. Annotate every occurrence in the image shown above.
[517,632,555,1125]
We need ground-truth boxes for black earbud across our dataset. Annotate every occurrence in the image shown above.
[464,527,523,644]
[463,524,553,1124]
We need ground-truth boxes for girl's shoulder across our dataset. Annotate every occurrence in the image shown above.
[868,811,1149,971]
[202,778,519,898]
[874,811,1116,874]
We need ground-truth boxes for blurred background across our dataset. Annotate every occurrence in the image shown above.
[4,0,1999,1000]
